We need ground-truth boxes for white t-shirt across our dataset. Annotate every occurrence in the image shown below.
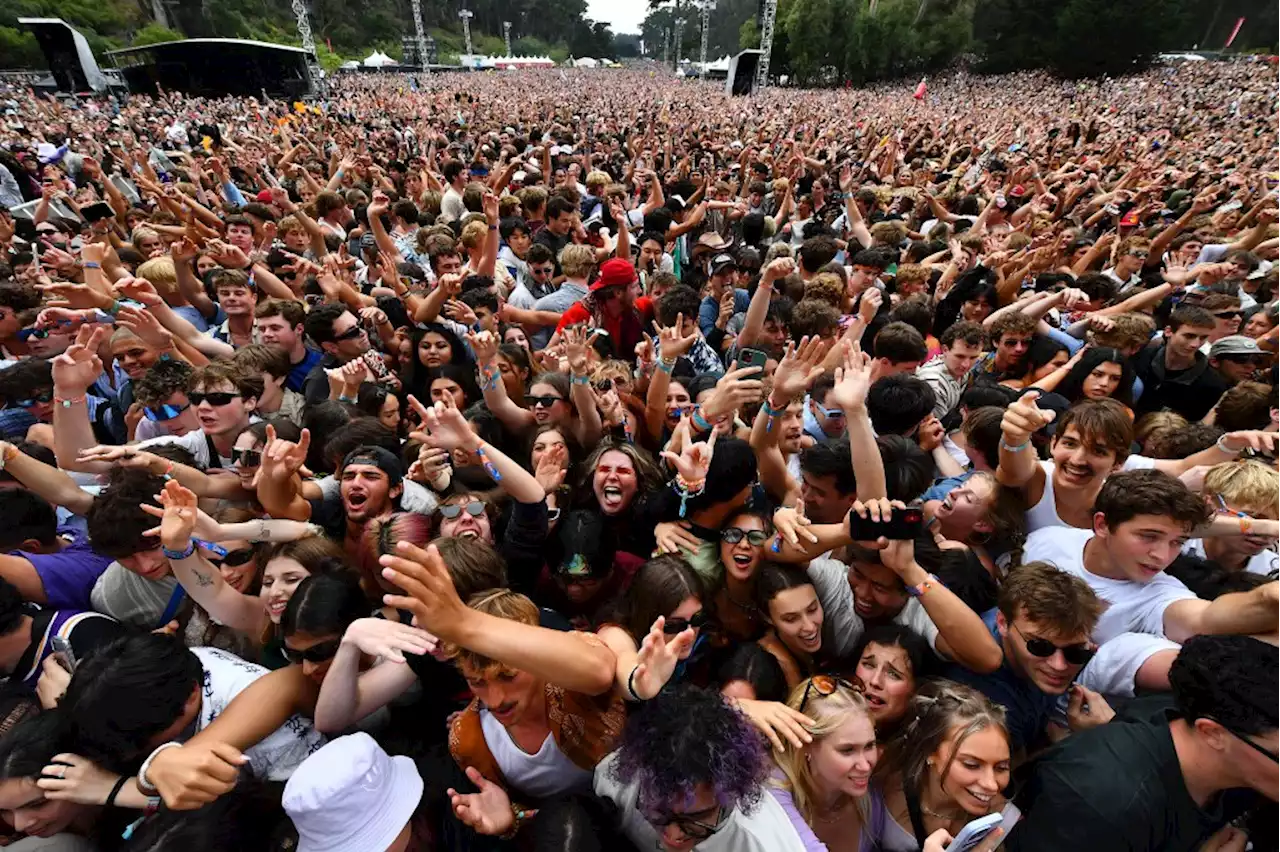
[807,557,941,659]
[191,647,325,781]
[1021,528,1198,645]
[480,708,592,799]
[593,752,807,852]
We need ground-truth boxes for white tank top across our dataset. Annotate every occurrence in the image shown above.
[1024,460,1067,535]
[480,709,593,799]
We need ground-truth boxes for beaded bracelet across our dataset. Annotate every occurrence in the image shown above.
[54,395,86,408]
[673,475,706,518]
[656,357,676,374]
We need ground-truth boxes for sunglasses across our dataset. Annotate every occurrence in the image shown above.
[527,395,563,409]
[207,548,255,568]
[281,638,341,665]
[593,378,613,392]
[531,266,554,276]
[722,527,768,546]
[1213,311,1243,320]
[16,328,50,341]
[799,675,857,713]
[188,392,241,407]
[662,610,707,635]
[144,402,190,422]
[638,795,725,841]
[1205,716,1279,763]
[15,390,54,408]
[813,400,845,420]
[439,500,486,519]
[1012,623,1095,666]
[231,447,262,467]
[334,325,365,341]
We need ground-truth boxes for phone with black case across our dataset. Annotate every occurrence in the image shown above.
[848,506,924,540]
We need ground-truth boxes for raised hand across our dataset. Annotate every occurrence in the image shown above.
[534,443,568,493]
[448,767,514,836]
[339,618,437,663]
[700,363,765,423]
[51,326,107,394]
[562,324,602,375]
[1001,391,1055,446]
[417,397,478,451]
[380,542,471,642]
[772,336,830,401]
[772,500,818,547]
[660,415,717,482]
[116,306,175,351]
[657,312,699,361]
[256,424,311,485]
[144,479,199,550]
[827,340,874,413]
[629,616,696,700]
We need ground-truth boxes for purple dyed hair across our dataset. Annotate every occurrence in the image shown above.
[610,683,770,814]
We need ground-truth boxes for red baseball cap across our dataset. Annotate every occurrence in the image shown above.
[590,258,637,292]
[256,189,275,204]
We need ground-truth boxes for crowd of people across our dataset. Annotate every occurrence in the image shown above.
[0,56,1275,852]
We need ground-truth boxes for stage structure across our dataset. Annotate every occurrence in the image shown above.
[107,39,316,98]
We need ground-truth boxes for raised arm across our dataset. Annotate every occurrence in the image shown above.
[51,327,111,473]
[410,394,545,505]
[467,331,536,434]
[0,440,94,516]
[738,257,790,349]
[382,543,616,696]
[313,618,434,733]
[827,341,884,501]
[994,391,1051,505]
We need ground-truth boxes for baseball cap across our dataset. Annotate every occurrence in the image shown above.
[283,733,423,852]
[1209,336,1264,359]
[554,511,613,580]
[256,189,275,204]
[590,257,637,292]
[710,253,737,274]
[341,446,404,487]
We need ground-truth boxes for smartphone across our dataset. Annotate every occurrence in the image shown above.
[948,812,1007,852]
[362,349,390,379]
[51,636,77,673]
[739,348,768,375]
[848,506,924,541]
[81,201,114,223]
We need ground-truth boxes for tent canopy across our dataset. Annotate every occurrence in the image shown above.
[362,51,397,67]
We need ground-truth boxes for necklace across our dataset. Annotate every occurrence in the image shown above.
[815,796,854,824]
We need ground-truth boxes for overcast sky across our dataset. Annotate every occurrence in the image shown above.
[587,0,649,34]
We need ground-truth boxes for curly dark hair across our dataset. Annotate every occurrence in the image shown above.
[1170,635,1277,735]
[610,682,770,815]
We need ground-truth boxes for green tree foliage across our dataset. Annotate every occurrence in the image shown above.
[131,22,182,46]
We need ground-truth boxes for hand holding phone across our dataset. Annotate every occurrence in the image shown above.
[847,499,923,541]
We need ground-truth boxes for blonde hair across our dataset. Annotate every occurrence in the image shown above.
[1202,460,1279,518]
[772,678,873,824]
[447,589,538,677]
[1134,411,1189,453]
[136,256,178,299]
[559,244,596,280]
[459,220,488,251]
[585,170,610,192]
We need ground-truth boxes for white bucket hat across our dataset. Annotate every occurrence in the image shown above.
[283,733,423,852]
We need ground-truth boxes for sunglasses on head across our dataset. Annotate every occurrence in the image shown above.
[188,392,241,407]
[334,325,365,341]
[144,402,190,422]
[799,675,857,713]
[662,610,707,635]
[231,447,262,467]
[1012,623,1095,665]
[15,390,54,408]
[207,548,255,568]
[281,638,341,665]
[439,500,486,519]
[527,395,563,409]
[16,328,50,341]
[722,527,768,546]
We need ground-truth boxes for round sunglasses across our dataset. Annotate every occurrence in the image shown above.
[439,500,486,520]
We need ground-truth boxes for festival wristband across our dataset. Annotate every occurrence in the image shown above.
[161,541,196,560]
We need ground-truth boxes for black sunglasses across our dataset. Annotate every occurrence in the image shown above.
[663,610,707,635]
[638,795,725,841]
[334,325,365,341]
[281,638,341,665]
[1012,623,1096,666]
[1214,311,1243,320]
[17,328,50,341]
[527,395,563,409]
[722,527,768,546]
[799,675,857,713]
[208,548,255,568]
[231,448,262,467]
[439,500,486,519]
[188,392,241,407]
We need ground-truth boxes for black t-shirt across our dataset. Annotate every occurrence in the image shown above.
[1007,698,1261,852]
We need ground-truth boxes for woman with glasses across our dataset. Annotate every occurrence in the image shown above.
[598,555,708,702]
[597,682,809,851]
[756,565,828,690]
[770,676,881,852]
[710,509,774,642]
[870,681,1016,851]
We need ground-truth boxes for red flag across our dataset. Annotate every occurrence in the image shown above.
[913,79,927,100]
[1224,17,1245,48]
